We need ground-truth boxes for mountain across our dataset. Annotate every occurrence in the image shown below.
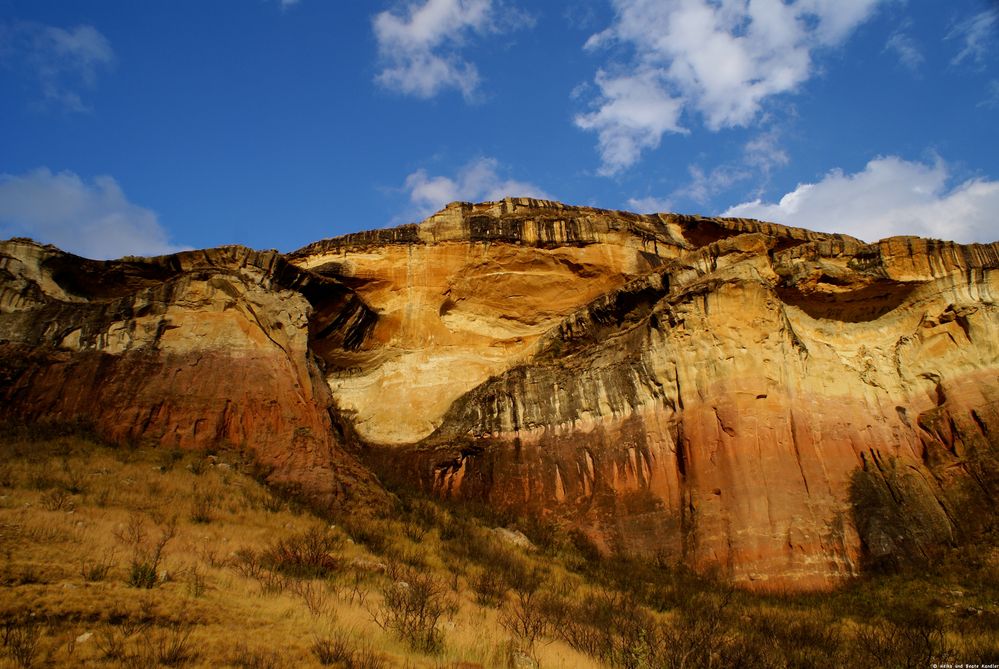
[2,198,997,591]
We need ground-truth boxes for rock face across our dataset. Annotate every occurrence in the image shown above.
[288,200,677,445]
[2,198,997,590]
[0,240,385,510]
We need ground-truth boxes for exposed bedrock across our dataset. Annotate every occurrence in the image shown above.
[0,240,386,510]
[375,226,999,590]
[2,199,997,590]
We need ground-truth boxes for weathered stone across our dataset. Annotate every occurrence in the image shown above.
[339,203,998,591]
[3,200,997,591]
[0,239,386,512]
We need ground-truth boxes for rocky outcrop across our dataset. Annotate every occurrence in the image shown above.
[345,208,999,591]
[0,239,385,510]
[2,198,996,590]
[288,199,686,445]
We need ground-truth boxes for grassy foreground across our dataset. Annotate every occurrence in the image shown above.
[1,431,997,668]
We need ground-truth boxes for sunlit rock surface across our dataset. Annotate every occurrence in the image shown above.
[0,240,385,511]
[3,198,997,590]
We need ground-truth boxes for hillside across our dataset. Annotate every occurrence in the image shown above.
[1,430,996,667]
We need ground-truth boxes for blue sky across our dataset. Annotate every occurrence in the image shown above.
[1,0,997,259]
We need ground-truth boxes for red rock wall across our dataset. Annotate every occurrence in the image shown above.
[0,241,386,511]
[386,230,999,590]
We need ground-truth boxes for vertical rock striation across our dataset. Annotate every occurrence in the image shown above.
[354,212,999,590]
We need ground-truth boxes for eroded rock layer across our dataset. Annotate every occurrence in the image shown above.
[342,206,999,591]
[2,199,996,590]
[288,200,687,444]
[0,240,385,510]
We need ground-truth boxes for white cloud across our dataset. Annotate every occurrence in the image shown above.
[402,157,551,216]
[948,9,997,67]
[574,68,686,176]
[722,156,999,244]
[576,0,883,174]
[279,0,300,8]
[0,22,113,111]
[372,0,529,100]
[0,168,186,259]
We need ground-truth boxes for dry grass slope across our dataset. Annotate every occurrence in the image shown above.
[1,428,997,668]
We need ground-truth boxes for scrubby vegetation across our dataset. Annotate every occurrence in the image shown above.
[1,427,997,667]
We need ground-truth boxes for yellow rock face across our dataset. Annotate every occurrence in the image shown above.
[289,199,680,444]
[340,204,998,591]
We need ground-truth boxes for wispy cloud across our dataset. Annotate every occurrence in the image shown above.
[279,0,300,9]
[742,126,790,175]
[575,0,884,174]
[884,26,923,72]
[980,79,999,109]
[401,157,551,218]
[372,0,530,101]
[0,22,114,112]
[0,168,186,259]
[723,156,999,244]
[947,9,997,68]
[626,196,673,213]
[628,125,789,214]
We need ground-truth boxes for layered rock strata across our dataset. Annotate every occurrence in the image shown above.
[2,198,996,590]
[0,240,384,510]
[389,230,999,589]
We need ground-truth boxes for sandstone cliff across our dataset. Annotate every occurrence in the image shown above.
[2,198,996,590]
[0,240,385,510]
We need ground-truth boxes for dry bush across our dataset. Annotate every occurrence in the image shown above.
[341,515,392,555]
[2,617,44,669]
[230,643,284,669]
[95,618,150,662]
[499,587,552,652]
[731,609,844,668]
[0,461,16,488]
[230,548,265,580]
[59,458,87,494]
[124,516,177,589]
[185,565,207,598]
[852,615,951,669]
[311,629,386,668]
[371,568,457,654]
[402,520,428,543]
[40,488,74,512]
[471,568,507,607]
[242,488,285,513]
[140,622,197,667]
[80,549,116,582]
[188,485,216,524]
[263,525,344,579]
[291,579,335,618]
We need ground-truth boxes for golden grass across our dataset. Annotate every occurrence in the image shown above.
[0,431,996,668]
[0,435,603,668]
